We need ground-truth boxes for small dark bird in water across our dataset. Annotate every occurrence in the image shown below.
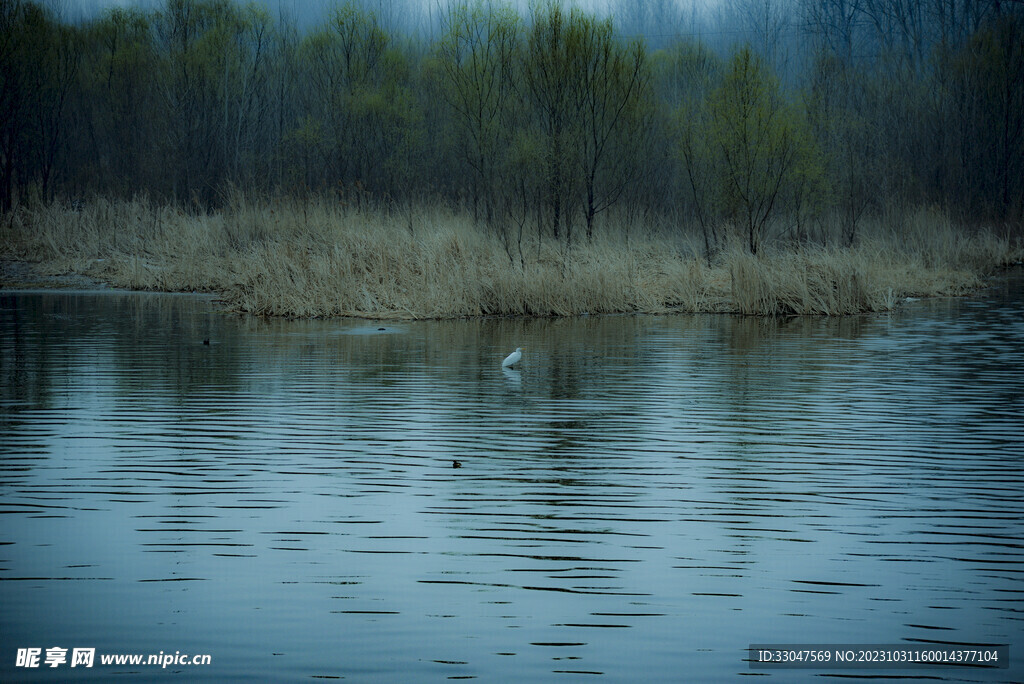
[202,339,210,345]
[378,327,386,331]
[452,460,462,468]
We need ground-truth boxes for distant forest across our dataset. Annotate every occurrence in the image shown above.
[2,0,1021,250]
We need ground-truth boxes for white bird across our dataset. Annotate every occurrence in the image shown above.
[502,347,524,368]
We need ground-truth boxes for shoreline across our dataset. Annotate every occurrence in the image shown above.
[1,259,114,291]
[4,256,1020,322]
[2,199,1020,320]
[0,259,223,301]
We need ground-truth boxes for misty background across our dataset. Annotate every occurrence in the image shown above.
[2,0,1021,251]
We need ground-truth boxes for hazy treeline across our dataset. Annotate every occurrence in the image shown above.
[1,0,1021,254]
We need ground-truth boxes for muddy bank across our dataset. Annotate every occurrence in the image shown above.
[0,260,114,291]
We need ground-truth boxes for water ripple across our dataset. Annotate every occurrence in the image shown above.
[1,280,1023,682]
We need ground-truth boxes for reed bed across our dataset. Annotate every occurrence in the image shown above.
[1,197,1019,318]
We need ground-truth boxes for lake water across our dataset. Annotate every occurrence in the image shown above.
[1,273,1022,682]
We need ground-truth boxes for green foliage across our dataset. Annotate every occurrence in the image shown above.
[653,40,719,108]
[0,0,1019,239]
[707,47,820,254]
[433,1,522,223]
[521,3,650,243]
[663,41,720,256]
[575,19,652,239]
[523,2,583,240]
[0,0,83,208]
[290,1,423,197]
[804,52,878,244]
[80,7,157,192]
[940,14,1024,220]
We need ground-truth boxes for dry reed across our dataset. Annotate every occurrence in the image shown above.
[1,197,1019,318]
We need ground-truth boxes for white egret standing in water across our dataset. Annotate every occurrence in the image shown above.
[502,347,523,368]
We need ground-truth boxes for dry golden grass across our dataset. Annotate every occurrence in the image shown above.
[1,197,1019,318]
